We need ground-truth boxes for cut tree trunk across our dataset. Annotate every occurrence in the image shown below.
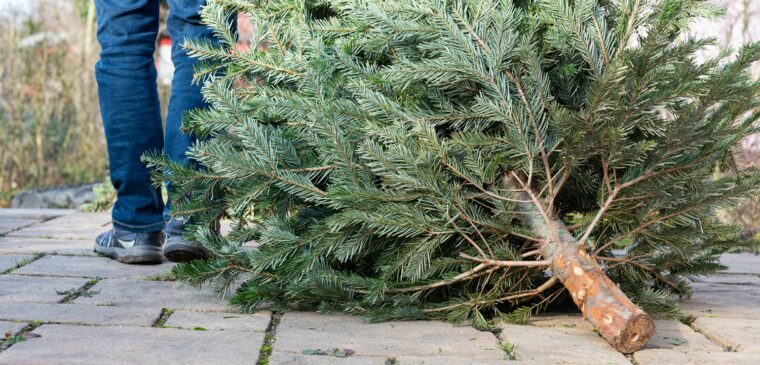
[514,185,655,354]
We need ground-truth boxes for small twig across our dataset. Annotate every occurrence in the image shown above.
[286,165,338,173]
[447,211,488,259]
[385,263,489,293]
[596,255,681,290]
[521,249,542,258]
[509,173,563,245]
[577,187,619,247]
[548,165,570,212]
[460,253,550,267]
[423,276,559,313]
[452,204,495,258]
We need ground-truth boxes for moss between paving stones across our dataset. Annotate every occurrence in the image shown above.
[0,253,44,275]
[256,312,281,365]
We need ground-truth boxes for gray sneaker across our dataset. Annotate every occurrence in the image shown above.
[94,228,164,265]
[162,217,213,263]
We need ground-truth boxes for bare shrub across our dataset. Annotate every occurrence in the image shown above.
[0,0,106,206]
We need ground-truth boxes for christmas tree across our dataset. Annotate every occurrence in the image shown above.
[147,0,760,353]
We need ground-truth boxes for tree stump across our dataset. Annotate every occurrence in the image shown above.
[515,188,655,353]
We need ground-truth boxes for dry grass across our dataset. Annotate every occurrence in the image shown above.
[0,1,107,206]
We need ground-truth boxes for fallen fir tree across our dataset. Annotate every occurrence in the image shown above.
[147,0,760,353]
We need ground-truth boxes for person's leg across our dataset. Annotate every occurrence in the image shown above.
[94,0,164,264]
[162,0,218,217]
[162,0,232,262]
[163,0,237,207]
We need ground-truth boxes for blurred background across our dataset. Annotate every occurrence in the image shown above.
[0,0,757,237]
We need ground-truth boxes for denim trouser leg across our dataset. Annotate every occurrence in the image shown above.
[95,0,165,233]
[96,0,228,230]
[162,0,215,221]
[163,1,235,221]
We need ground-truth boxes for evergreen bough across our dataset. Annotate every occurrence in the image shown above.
[147,0,760,352]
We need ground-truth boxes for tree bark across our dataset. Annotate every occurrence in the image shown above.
[514,186,655,354]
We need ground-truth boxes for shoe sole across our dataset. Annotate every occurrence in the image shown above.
[163,242,210,263]
[94,246,164,265]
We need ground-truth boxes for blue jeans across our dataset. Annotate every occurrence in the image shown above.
[95,0,229,232]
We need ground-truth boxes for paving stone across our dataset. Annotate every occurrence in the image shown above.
[165,310,270,332]
[0,302,158,327]
[645,320,720,352]
[395,356,512,364]
[275,312,504,361]
[0,320,27,336]
[14,255,175,279]
[270,355,510,365]
[0,218,41,235]
[719,253,760,275]
[75,279,231,311]
[512,314,603,344]
[680,282,760,319]
[220,220,233,236]
[0,254,34,273]
[3,210,759,364]
[633,349,760,365]
[7,212,111,241]
[691,317,760,352]
[242,240,260,250]
[269,353,387,364]
[690,274,760,285]
[0,237,94,255]
[0,324,265,365]
[528,314,593,333]
[0,275,89,304]
[0,209,74,220]
[526,314,718,353]
[499,324,631,364]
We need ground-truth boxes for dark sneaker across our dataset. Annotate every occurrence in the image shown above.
[94,228,164,265]
[162,217,214,263]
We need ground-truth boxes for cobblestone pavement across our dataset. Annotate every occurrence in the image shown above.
[0,209,758,364]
